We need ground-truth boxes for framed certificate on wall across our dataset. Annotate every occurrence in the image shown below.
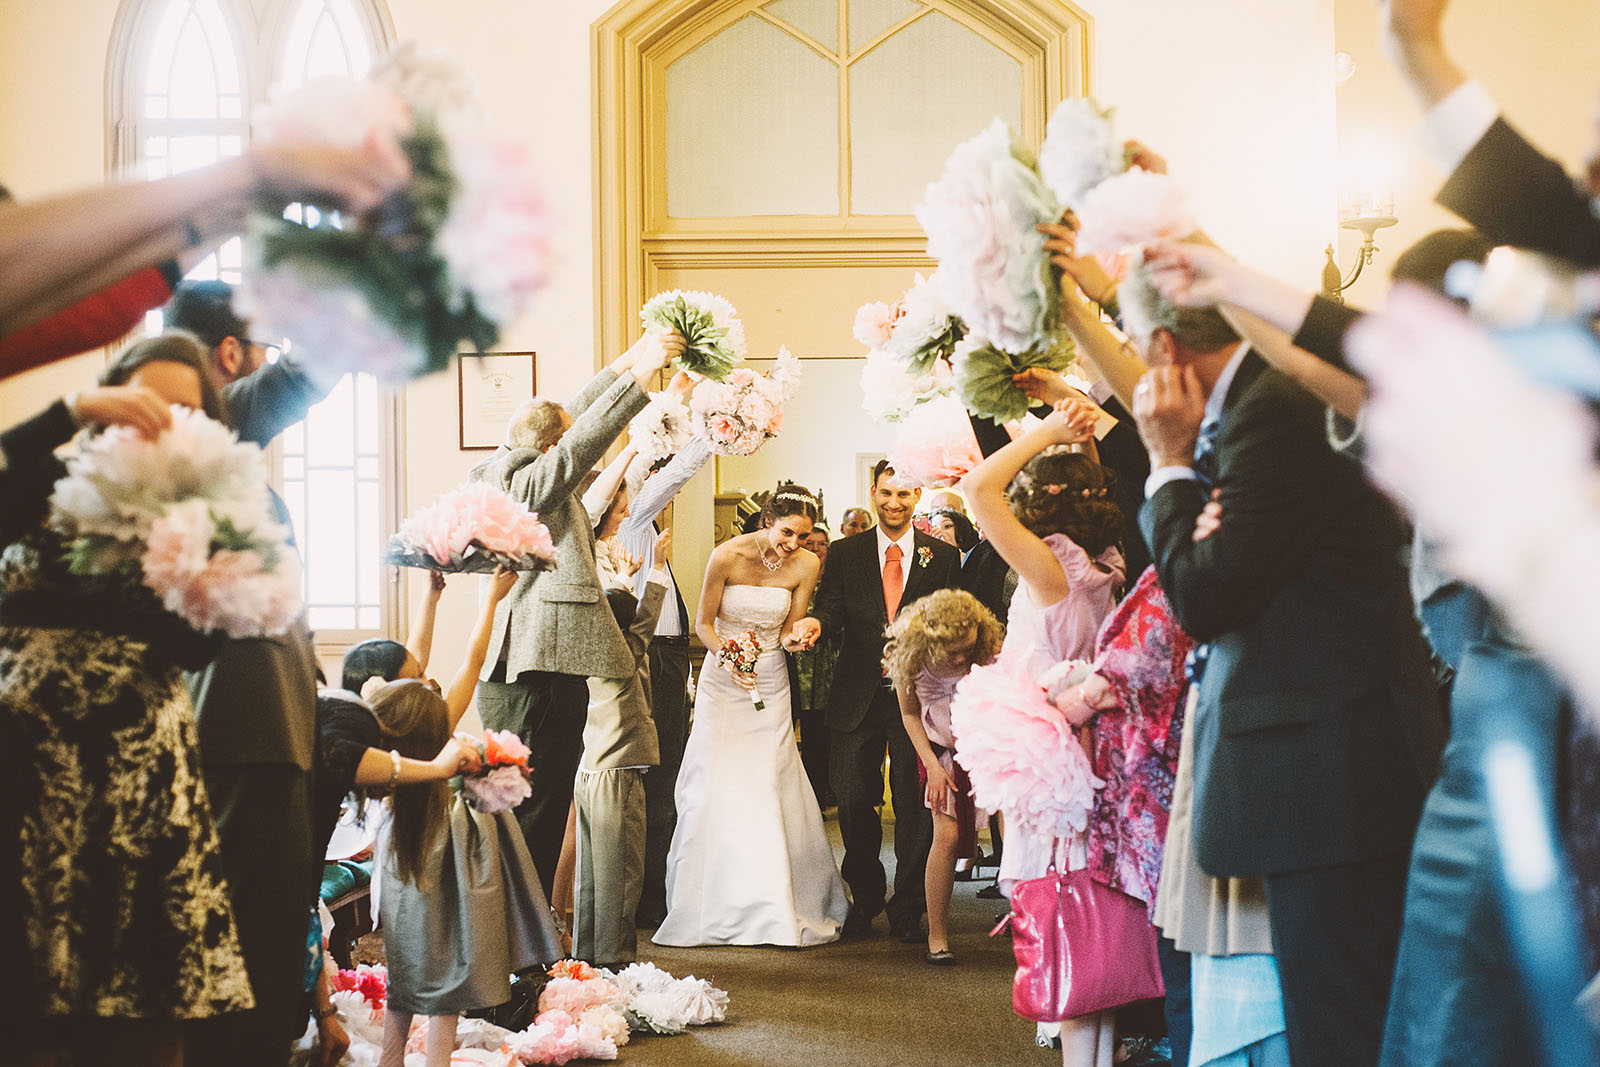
[458,352,536,450]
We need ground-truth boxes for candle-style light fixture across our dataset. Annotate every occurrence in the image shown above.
[1322,179,1398,303]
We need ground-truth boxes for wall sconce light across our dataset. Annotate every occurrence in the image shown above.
[1322,181,1397,303]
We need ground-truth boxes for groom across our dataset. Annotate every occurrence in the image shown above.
[800,460,959,940]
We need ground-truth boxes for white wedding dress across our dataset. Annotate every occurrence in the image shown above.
[652,584,847,948]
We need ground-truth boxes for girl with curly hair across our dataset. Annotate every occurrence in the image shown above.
[963,396,1127,1066]
[884,588,1004,965]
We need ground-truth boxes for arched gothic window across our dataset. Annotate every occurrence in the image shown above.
[107,0,401,644]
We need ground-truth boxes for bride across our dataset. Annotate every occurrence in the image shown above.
[652,485,848,947]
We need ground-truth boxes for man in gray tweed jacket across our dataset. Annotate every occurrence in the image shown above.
[470,331,681,894]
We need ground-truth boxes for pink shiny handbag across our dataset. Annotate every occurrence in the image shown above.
[991,863,1165,1021]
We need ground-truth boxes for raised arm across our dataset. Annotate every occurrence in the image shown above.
[962,400,1102,605]
[1038,221,1149,409]
[444,567,519,728]
[581,443,640,529]
[0,140,408,340]
[404,571,446,675]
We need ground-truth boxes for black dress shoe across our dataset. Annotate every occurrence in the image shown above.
[890,922,925,944]
[925,949,958,966]
[842,911,875,938]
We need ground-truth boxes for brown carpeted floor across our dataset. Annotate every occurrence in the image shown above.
[608,816,1057,1067]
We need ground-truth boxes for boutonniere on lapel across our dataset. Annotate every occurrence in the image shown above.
[916,546,934,569]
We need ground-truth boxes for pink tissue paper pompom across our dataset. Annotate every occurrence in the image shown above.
[886,395,982,489]
[950,649,1103,840]
[1073,168,1197,258]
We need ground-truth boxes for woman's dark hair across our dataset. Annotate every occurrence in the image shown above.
[930,507,979,552]
[768,484,820,523]
[342,639,410,694]
[1005,450,1123,557]
[367,679,449,888]
[99,331,226,423]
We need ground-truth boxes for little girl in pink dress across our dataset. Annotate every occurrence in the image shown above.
[961,397,1126,1067]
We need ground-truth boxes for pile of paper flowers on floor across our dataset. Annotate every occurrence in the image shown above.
[292,960,728,1066]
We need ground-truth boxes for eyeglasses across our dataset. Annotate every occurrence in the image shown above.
[244,338,283,363]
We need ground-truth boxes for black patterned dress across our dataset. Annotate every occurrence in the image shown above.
[0,403,254,1021]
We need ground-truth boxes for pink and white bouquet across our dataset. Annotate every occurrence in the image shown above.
[454,728,533,813]
[627,391,694,468]
[886,394,983,489]
[640,290,746,382]
[1037,97,1123,211]
[689,348,801,456]
[385,483,556,573]
[243,48,554,382]
[949,649,1104,841]
[1072,167,1197,259]
[49,406,303,639]
[859,347,955,425]
[855,273,967,377]
[916,119,1062,357]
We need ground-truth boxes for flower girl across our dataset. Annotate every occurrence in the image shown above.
[883,589,1005,964]
[373,570,565,1067]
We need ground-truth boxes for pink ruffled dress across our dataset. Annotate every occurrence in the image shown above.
[995,534,1125,894]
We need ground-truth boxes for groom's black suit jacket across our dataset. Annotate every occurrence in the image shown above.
[813,527,960,733]
[1140,352,1444,878]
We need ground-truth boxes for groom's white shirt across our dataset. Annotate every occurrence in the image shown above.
[876,524,915,579]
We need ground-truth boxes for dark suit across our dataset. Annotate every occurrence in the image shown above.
[813,528,959,931]
[955,539,1012,624]
[186,361,328,1065]
[1140,353,1443,1067]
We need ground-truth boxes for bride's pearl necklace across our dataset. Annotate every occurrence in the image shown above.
[757,532,784,572]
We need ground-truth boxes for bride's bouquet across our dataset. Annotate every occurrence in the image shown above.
[689,348,801,456]
[49,406,303,639]
[455,728,533,813]
[384,483,557,573]
[242,46,554,382]
[640,290,747,382]
[716,630,766,712]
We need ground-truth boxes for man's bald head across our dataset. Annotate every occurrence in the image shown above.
[508,398,572,452]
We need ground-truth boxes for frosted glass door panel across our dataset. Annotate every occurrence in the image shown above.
[848,0,923,53]
[666,15,840,218]
[849,11,1022,215]
[763,0,839,50]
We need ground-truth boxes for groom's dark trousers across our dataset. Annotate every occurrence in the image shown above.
[814,526,959,933]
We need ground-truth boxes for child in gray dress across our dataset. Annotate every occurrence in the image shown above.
[374,572,565,1067]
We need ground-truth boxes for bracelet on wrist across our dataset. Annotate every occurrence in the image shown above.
[314,1003,339,1022]
[388,749,402,789]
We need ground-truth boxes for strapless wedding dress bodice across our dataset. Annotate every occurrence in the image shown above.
[714,584,792,649]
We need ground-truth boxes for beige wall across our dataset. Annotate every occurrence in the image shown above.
[4,0,1590,680]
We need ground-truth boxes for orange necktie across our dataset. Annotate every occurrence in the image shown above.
[883,543,905,620]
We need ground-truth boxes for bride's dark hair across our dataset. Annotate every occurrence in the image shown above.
[768,484,819,523]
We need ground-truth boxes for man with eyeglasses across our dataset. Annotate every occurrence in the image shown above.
[166,278,340,1066]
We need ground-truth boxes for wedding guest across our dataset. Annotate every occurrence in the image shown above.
[0,139,407,378]
[1120,259,1442,1067]
[794,523,838,809]
[838,506,873,539]
[173,283,340,1067]
[574,528,672,966]
[803,461,960,942]
[3,336,251,1067]
[884,589,1004,965]
[1050,568,1200,1067]
[928,507,977,552]
[375,568,564,1067]
[469,330,681,895]
[964,398,1126,1067]
[611,383,708,928]
[341,571,447,696]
